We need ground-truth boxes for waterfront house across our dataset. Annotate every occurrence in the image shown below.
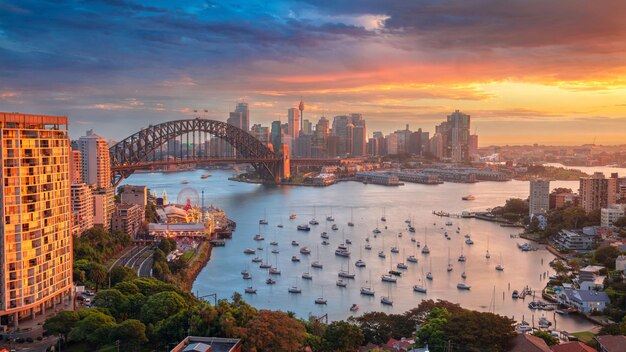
[594,335,626,352]
[558,289,610,313]
[578,265,606,290]
[553,229,594,251]
[508,334,551,352]
[550,341,597,352]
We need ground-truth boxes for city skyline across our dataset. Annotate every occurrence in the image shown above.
[1,1,625,145]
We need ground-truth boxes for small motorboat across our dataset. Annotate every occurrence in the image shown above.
[495,264,504,271]
[259,219,268,225]
[465,238,474,245]
[322,240,330,245]
[291,240,299,246]
[461,272,467,279]
[397,263,408,270]
[411,238,416,243]
[390,247,400,253]
[311,261,323,269]
[289,214,297,219]
[407,255,418,263]
[297,224,311,231]
[345,239,352,244]
[336,279,347,287]
[269,241,278,246]
[302,272,313,280]
[378,251,386,258]
[271,249,279,254]
[288,286,302,294]
[348,222,354,227]
[309,219,319,225]
[512,290,519,299]
[291,256,300,262]
[266,278,276,285]
[243,248,256,254]
[200,173,211,179]
[365,244,372,250]
[350,304,359,312]
[426,272,433,280]
[321,232,329,239]
[259,263,272,269]
[300,247,312,254]
[331,224,339,231]
[277,224,283,228]
[326,216,335,222]
[389,270,402,277]
[244,286,257,294]
[251,257,263,263]
[373,228,381,234]
[355,259,366,267]
[458,255,466,262]
[457,283,471,290]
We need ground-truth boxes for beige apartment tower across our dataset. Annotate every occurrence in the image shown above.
[580,172,618,212]
[1,113,73,328]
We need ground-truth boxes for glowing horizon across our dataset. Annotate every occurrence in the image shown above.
[1,1,625,145]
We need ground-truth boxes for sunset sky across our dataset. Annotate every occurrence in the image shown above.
[1,0,625,145]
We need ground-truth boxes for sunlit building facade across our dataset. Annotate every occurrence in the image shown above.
[0,113,73,327]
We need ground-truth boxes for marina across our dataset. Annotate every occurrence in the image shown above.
[125,169,595,331]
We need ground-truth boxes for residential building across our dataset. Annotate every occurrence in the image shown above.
[549,190,580,210]
[71,183,94,236]
[553,229,594,250]
[69,149,83,183]
[595,335,626,352]
[429,133,444,159]
[558,289,610,313]
[468,134,478,159]
[111,203,143,238]
[169,336,242,352]
[509,334,551,352]
[435,110,471,162]
[119,185,148,208]
[93,187,115,231]
[78,130,111,189]
[530,179,550,217]
[601,204,625,227]
[580,172,618,212]
[1,112,73,328]
[550,341,597,352]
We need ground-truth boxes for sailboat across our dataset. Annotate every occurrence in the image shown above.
[458,246,466,262]
[315,286,327,304]
[496,253,504,271]
[245,283,257,294]
[309,206,319,225]
[382,256,399,282]
[360,270,375,296]
[269,253,281,275]
[413,269,427,293]
[397,249,408,269]
[381,285,393,305]
[373,219,382,234]
[447,248,453,272]
[259,209,268,225]
[338,261,356,279]
[426,258,433,280]
[348,208,354,227]
[486,238,491,259]
[288,277,302,293]
[421,227,430,254]
[378,237,386,258]
[355,246,366,267]
[260,247,272,269]
[326,207,335,222]
[390,236,400,253]
[311,245,324,269]
[407,244,418,263]
[381,207,387,222]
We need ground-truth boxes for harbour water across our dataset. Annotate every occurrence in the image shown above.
[122,169,624,332]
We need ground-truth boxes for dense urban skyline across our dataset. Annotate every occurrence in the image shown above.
[1,1,626,145]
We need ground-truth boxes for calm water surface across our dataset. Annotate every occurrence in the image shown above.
[123,169,616,332]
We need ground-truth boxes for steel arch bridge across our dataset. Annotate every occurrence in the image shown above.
[109,118,285,187]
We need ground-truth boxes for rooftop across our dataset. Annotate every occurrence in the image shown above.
[594,335,626,352]
[550,341,597,352]
[508,334,551,352]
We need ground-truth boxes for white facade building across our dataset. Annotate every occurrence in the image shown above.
[529,179,550,217]
[601,204,625,227]
[78,130,111,189]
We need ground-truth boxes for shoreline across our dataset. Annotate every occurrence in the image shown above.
[181,240,213,292]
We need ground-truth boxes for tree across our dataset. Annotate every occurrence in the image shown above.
[613,216,626,228]
[110,266,138,286]
[109,319,148,348]
[503,198,528,215]
[322,321,364,352]
[562,206,587,229]
[94,289,130,319]
[68,309,116,346]
[532,330,559,346]
[43,311,79,339]
[245,310,306,352]
[349,311,394,345]
[140,291,188,324]
[594,246,622,269]
[415,308,450,350]
[89,264,107,291]
[445,310,516,351]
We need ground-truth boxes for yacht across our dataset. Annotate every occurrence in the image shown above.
[407,255,418,263]
[381,274,397,283]
[331,224,338,231]
[291,256,300,262]
[302,272,313,280]
[320,232,329,239]
[390,247,400,253]
[512,290,519,299]
[269,266,281,275]
[413,284,427,293]
[269,241,278,246]
[297,224,311,231]
[291,240,299,246]
[378,251,386,258]
[338,263,356,279]
[465,238,474,245]
[257,247,263,251]
[243,248,256,254]
[350,304,359,312]
[254,234,265,241]
[300,247,311,255]
[271,249,279,254]
[355,259,366,267]
[251,257,263,263]
[336,279,347,287]
[397,262,408,270]
[322,240,330,245]
[334,244,351,257]
[288,286,302,294]
[244,286,257,294]
[457,283,471,290]
[201,173,211,179]
[364,244,372,250]
[462,195,476,201]
[266,278,276,285]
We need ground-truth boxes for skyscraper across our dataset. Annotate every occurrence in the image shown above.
[235,102,250,131]
[270,120,283,153]
[1,113,73,327]
[580,172,618,212]
[71,183,94,237]
[435,110,471,162]
[69,149,83,184]
[287,108,300,139]
[529,179,550,217]
[78,130,111,189]
[352,125,367,157]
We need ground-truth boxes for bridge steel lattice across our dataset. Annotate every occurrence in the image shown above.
[109,118,283,187]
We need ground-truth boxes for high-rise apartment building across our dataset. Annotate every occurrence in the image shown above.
[70,183,94,237]
[69,149,83,184]
[1,113,73,327]
[287,108,300,139]
[93,188,115,230]
[119,185,148,209]
[469,134,479,159]
[430,133,444,159]
[111,203,143,239]
[78,130,111,189]
[580,172,618,212]
[435,110,471,162]
[529,179,550,217]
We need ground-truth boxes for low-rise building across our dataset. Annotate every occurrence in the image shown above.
[550,341,597,352]
[558,289,610,313]
[355,171,402,186]
[553,229,594,251]
[509,334,551,352]
[311,173,336,186]
[111,203,143,238]
[595,335,626,352]
[119,185,148,208]
[169,336,242,352]
[601,204,625,227]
